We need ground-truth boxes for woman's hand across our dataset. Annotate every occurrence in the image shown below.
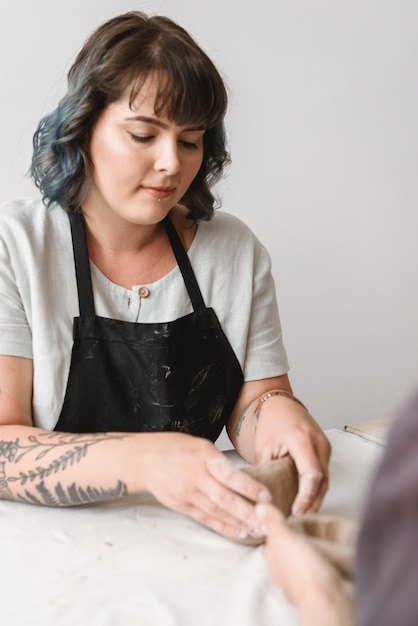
[256,503,354,626]
[227,376,331,516]
[254,396,331,515]
[139,432,272,540]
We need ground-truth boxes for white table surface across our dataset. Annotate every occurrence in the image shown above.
[0,428,384,626]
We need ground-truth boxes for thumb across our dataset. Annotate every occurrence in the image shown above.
[255,502,286,534]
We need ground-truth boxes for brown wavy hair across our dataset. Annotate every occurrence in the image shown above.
[31,11,230,221]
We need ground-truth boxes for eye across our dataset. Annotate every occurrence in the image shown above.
[127,132,153,144]
[180,140,199,150]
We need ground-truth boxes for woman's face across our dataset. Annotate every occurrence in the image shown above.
[83,75,205,228]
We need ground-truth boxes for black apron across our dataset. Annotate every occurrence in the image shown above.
[54,212,244,441]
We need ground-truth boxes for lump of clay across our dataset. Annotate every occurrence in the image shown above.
[234,455,299,546]
[228,457,358,581]
[287,513,359,579]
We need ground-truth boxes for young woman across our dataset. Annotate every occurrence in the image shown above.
[0,11,330,541]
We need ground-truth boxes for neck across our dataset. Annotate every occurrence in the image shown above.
[77,204,195,288]
[82,217,174,288]
[82,210,168,256]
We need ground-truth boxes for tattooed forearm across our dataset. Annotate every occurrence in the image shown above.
[236,398,258,437]
[0,461,12,500]
[0,432,131,506]
[0,431,127,464]
[16,479,128,506]
[236,409,248,437]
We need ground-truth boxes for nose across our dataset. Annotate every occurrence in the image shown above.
[154,140,181,175]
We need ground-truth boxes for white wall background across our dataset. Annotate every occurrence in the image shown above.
[1,1,417,431]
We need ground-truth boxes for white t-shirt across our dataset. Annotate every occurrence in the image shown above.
[0,197,289,430]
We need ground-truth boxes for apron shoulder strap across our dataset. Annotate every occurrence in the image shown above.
[163,215,206,312]
[69,212,95,316]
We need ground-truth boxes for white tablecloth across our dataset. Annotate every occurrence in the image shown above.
[0,429,384,626]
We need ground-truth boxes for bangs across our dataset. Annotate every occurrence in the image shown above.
[127,64,227,131]
[85,14,228,131]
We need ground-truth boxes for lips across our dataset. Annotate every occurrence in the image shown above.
[143,186,176,199]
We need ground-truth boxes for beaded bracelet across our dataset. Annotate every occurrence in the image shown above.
[254,389,308,421]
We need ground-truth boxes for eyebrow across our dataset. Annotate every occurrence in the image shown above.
[125,115,204,132]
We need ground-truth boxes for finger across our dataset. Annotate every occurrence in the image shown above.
[184,490,265,540]
[184,500,251,540]
[206,454,272,503]
[202,479,269,537]
[292,469,324,515]
[294,436,331,513]
[256,443,289,464]
[255,504,297,556]
[303,473,329,513]
[285,435,329,514]
[170,480,248,534]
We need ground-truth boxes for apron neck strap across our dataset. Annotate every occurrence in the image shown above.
[69,212,207,317]
[162,214,206,311]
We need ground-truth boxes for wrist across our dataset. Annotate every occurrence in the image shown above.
[300,572,353,626]
[254,390,307,421]
[231,389,308,463]
[235,389,307,435]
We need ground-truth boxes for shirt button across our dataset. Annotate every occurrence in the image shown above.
[138,286,150,298]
